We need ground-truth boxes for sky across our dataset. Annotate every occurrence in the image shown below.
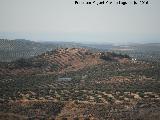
[0,0,160,44]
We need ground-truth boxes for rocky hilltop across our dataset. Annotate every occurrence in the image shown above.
[0,48,130,76]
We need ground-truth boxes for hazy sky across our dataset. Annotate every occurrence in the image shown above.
[0,0,160,43]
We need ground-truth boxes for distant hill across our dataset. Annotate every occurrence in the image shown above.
[111,43,160,62]
[0,39,58,62]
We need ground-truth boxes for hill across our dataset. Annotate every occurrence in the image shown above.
[0,48,130,76]
[0,39,114,62]
[0,47,160,120]
[111,43,160,62]
[0,39,58,62]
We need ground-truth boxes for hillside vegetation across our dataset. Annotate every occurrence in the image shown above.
[0,48,130,76]
[0,46,160,120]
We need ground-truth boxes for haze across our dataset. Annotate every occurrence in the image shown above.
[0,0,160,44]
